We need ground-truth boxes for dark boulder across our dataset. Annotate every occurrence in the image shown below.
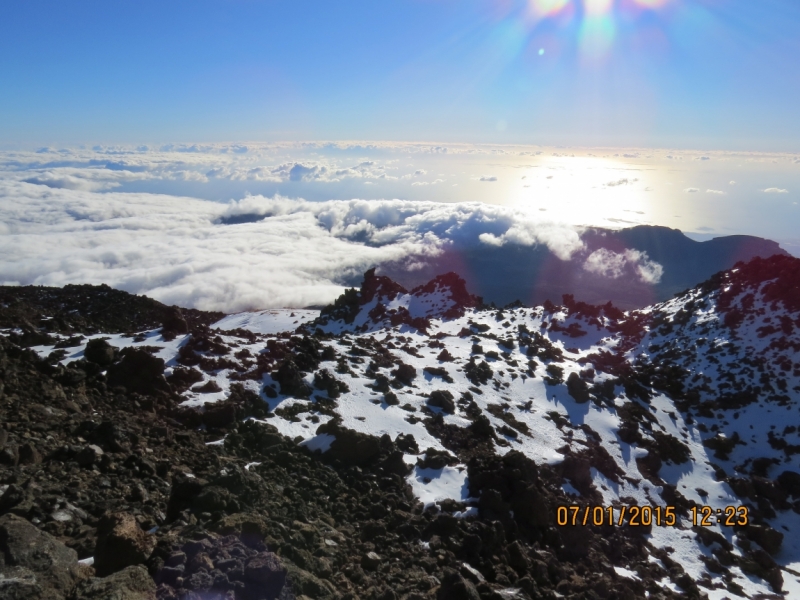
[752,476,788,507]
[75,444,104,468]
[166,473,206,521]
[417,448,457,470]
[0,483,26,514]
[17,442,42,466]
[161,306,189,336]
[428,390,456,414]
[315,420,381,466]
[84,338,116,366]
[166,366,203,391]
[244,553,287,596]
[395,433,420,454]
[566,372,590,403]
[467,415,496,440]
[202,399,240,429]
[106,348,167,395]
[313,368,349,398]
[94,512,156,576]
[73,565,156,600]
[274,359,313,398]
[191,379,222,394]
[0,513,82,597]
[778,470,800,497]
[636,451,663,483]
[391,362,417,386]
[192,486,235,514]
[746,523,784,556]
[437,568,481,600]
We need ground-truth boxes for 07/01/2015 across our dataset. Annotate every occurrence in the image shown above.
[556,504,749,528]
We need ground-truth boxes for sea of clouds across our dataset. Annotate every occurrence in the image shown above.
[0,143,795,311]
[0,181,596,311]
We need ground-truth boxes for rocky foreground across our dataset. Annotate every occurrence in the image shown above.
[1,255,799,600]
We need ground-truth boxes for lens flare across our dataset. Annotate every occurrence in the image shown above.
[631,0,669,8]
[579,14,616,60]
[507,0,672,70]
[530,0,571,17]
[584,0,614,17]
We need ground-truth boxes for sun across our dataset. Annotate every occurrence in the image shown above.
[507,154,654,228]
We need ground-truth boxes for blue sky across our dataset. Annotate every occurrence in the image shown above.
[2,0,799,150]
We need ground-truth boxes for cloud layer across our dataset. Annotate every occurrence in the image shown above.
[2,142,795,311]
[0,180,606,311]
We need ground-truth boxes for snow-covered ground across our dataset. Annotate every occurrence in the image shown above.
[18,263,800,598]
[211,309,319,334]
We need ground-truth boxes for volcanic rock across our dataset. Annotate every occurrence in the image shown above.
[75,444,104,467]
[427,390,456,414]
[94,512,157,577]
[315,420,381,466]
[437,568,480,600]
[0,513,82,598]
[73,565,156,600]
[106,348,167,395]
[566,371,590,403]
[83,338,116,366]
[274,359,313,398]
[161,307,189,336]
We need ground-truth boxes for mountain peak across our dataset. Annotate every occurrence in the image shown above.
[317,269,482,333]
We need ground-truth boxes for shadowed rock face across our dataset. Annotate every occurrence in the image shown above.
[73,565,156,600]
[378,225,788,309]
[94,512,157,577]
[0,513,83,598]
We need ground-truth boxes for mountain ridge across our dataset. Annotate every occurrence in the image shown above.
[378,225,789,310]
[1,254,799,599]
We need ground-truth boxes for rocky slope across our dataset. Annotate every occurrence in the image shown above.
[1,254,799,599]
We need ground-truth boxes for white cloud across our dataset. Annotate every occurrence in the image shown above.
[22,174,119,192]
[684,188,700,193]
[582,249,663,284]
[729,181,736,185]
[0,185,432,310]
[605,178,638,187]
[763,187,788,194]
[706,189,726,195]
[478,233,504,247]
[476,220,584,261]
[0,182,595,310]
[5,142,793,309]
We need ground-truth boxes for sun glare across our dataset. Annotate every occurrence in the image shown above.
[583,0,614,18]
[521,0,675,63]
[529,0,571,17]
[506,155,653,228]
[631,0,670,8]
